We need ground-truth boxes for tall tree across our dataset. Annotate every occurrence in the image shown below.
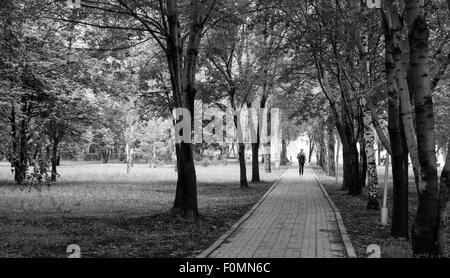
[382,0,410,238]
[61,0,222,217]
[406,0,440,256]
[361,97,380,210]
[202,13,253,188]
[279,0,371,195]
[44,91,97,181]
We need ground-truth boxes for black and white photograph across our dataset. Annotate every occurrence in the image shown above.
[0,0,449,268]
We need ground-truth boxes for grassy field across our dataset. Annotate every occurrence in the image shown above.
[0,160,288,258]
[313,163,447,258]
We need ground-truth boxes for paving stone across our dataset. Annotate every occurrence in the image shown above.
[208,165,349,258]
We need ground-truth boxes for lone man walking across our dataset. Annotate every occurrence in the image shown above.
[297,149,306,176]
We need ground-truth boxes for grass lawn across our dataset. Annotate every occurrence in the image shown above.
[312,163,447,258]
[0,160,288,258]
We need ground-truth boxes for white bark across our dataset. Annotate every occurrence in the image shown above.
[362,97,380,209]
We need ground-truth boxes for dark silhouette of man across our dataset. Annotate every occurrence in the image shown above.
[297,149,306,175]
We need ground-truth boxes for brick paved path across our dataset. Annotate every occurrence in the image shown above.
[200,164,352,258]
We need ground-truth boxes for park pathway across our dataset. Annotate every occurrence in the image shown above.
[198,164,356,258]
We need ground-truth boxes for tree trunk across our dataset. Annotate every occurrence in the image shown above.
[358,20,370,191]
[392,116,410,238]
[229,91,249,188]
[357,104,367,189]
[51,140,59,181]
[247,102,260,183]
[361,99,380,210]
[249,99,267,182]
[368,102,392,156]
[326,119,336,176]
[45,146,50,161]
[321,143,326,169]
[239,143,249,188]
[173,142,199,217]
[308,134,314,163]
[102,149,109,164]
[390,7,422,195]
[377,143,382,166]
[359,134,367,189]
[251,143,260,182]
[336,135,340,180]
[337,113,361,195]
[389,94,410,238]
[407,0,440,257]
[18,117,28,184]
[317,127,326,169]
[126,144,132,173]
[166,0,209,218]
[395,55,422,195]
[341,139,361,196]
[280,139,288,166]
[316,145,320,166]
[10,105,20,183]
[384,1,409,238]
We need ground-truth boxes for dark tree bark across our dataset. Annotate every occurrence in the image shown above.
[383,2,409,238]
[407,0,440,256]
[313,85,361,196]
[390,115,410,238]
[50,140,59,181]
[248,100,264,183]
[173,142,198,217]
[264,111,272,173]
[319,143,326,169]
[45,146,50,161]
[102,149,109,163]
[229,91,249,189]
[164,0,214,217]
[326,119,336,176]
[358,116,367,189]
[10,105,20,183]
[377,143,382,166]
[307,1,362,197]
[368,101,392,155]
[239,143,249,188]
[316,126,326,169]
[251,143,260,182]
[339,115,361,196]
[308,132,314,163]
[18,115,28,184]
[359,138,367,188]
[341,139,361,195]
[280,138,288,166]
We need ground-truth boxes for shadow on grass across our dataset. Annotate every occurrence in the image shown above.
[0,162,287,257]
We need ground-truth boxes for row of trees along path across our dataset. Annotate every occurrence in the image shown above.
[1,0,449,258]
